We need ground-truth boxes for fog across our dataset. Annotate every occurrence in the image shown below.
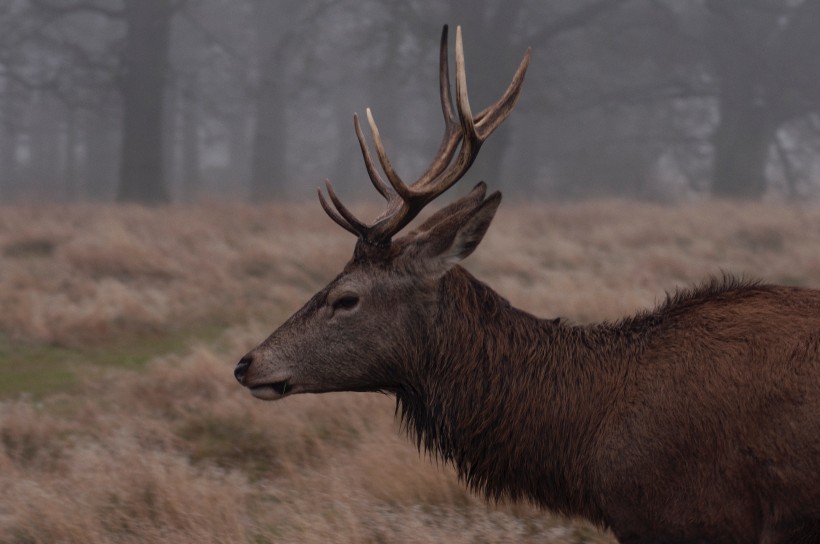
[2,0,820,204]
[4,3,820,541]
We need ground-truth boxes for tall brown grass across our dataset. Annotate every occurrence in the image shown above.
[2,199,820,543]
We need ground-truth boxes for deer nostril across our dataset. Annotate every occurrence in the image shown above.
[234,355,253,383]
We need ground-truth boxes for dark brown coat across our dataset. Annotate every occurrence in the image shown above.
[397,270,820,543]
[236,188,820,543]
[235,25,819,544]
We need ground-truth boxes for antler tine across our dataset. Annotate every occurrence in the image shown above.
[411,24,464,189]
[453,25,479,152]
[319,24,529,246]
[366,23,481,217]
[399,24,488,201]
[368,33,480,239]
[353,113,393,201]
[474,47,531,137]
[408,26,530,202]
[319,179,371,238]
[365,25,466,199]
[438,24,457,127]
[365,109,413,200]
[318,186,360,237]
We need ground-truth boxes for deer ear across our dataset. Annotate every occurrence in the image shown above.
[414,191,502,271]
[412,182,488,235]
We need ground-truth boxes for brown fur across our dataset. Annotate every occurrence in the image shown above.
[236,188,820,543]
[395,269,820,543]
[235,26,819,542]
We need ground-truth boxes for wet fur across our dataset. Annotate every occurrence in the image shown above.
[395,269,820,543]
[241,185,820,543]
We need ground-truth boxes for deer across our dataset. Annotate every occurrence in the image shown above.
[234,26,820,544]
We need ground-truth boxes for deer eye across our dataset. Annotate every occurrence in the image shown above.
[331,294,359,312]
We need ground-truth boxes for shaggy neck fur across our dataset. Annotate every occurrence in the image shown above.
[395,266,637,523]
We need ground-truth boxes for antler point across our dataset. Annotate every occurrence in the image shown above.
[334,24,524,245]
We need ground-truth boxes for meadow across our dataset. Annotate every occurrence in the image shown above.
[2,198,820,543]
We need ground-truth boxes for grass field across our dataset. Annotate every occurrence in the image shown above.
[2,199,820,543]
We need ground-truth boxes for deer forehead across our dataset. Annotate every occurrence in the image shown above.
[333,261,430,297]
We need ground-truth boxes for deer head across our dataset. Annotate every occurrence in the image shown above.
[234,25,530,401]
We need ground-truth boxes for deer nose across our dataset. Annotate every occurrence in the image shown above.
[234,354,253,384]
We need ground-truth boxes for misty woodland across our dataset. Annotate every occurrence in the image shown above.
[2,1,820,203]
[1,1,820,544]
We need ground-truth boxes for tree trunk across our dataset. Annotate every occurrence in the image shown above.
[180,87,200,201]
[117,0,172,204]
[62,107,83,200]
[228,109,251,195]
[248,0,293,201]
[0,127,16,199]
[84,111,120,201]
[0,100,17,199]
[249,64,287,201]
[28,92,62,198]
[711,94,774,198]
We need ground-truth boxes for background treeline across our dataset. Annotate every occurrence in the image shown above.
[1,0,820,204]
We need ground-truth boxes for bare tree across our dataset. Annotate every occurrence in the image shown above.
[5,0,820,202]
[247,0,333,200]
[28,0,180,203]
[589,0,820,198]
[116,0,176,203]
[702,0,820,197]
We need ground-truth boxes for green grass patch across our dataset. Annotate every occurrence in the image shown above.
[3,237,57,258]
[0,324,225,398]
[177,414,281,478]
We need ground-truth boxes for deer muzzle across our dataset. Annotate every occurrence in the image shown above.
[234,353,293,401]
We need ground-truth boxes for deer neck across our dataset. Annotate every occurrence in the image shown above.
[396,266,618,522]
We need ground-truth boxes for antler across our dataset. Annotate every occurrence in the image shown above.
[319,25,531,245]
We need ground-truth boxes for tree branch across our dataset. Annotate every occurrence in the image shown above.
[178,8,241,59]
[29,0,124,20]
[527,0,633,47]
[554,77,714,115]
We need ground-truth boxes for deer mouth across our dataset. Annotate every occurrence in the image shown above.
[249,379,291,401]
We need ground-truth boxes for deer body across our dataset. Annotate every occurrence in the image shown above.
[402,268,820,542]
[235,26,820,543]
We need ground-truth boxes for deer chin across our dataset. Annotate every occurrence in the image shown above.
[249,379,292,401]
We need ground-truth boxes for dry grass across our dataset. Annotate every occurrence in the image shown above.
[2,199,820,543]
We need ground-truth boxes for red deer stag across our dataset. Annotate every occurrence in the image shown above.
[235,25,820,544]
